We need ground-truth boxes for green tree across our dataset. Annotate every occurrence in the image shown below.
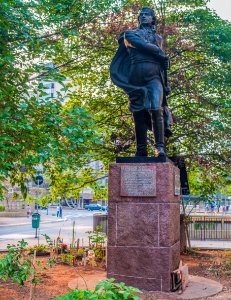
[1,0,230,200]
[0,0,128,200]
[59,0,230,195]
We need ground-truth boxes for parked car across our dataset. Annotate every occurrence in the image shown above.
[37,205,47,210]
[101,205,108,212]
[85,204,104,211]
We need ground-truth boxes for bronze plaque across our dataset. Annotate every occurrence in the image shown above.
[120,165,156,197]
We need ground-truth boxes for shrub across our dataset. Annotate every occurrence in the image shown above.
[55,278,142,300]
[194,222,202,230]
[0,239,56,286]
[0,240,34,285]
[86,226,107,248]
[60,254,75,266]
[94,248,106,261]
[28,244,50,255]
[225,251,231,267]
[76,248,85,259]
[41,233,54,249]
[0,205,5,212]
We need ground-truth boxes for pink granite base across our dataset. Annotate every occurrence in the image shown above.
[107,162,180,292]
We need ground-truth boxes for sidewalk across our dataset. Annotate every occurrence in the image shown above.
[0,215,65,227]
[0,210,66,227]
[191,239,231,249]
[0,208,92,251]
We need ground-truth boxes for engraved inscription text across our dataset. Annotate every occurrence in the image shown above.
[120,166,156,197]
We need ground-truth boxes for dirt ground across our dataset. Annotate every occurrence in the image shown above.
[0,250,231,300]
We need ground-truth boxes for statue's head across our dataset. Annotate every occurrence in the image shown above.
[138,7,156,26]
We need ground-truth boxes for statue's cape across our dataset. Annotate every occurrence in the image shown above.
[110,33,168,109]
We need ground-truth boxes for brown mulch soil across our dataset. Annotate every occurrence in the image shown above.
[181,249,231,289]
[0,256,106,300]
[0,250,231,300]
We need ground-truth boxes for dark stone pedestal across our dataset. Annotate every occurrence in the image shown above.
[116,156,167,163]
[107,161,180,292]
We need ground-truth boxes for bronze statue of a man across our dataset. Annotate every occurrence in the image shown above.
[110,7,172,157]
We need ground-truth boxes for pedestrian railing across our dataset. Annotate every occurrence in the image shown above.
[189,216,231,240]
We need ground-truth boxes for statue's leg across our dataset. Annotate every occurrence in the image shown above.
[148,79,165,156]
[133,109,149,156]
[151,109,165,156]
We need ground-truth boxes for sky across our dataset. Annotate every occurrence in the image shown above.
[207,0,231,21]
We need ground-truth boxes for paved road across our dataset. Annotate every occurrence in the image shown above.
[1,209,231,251]
[0,208,97,250]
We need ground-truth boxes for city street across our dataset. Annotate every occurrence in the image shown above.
[0,208,96,250]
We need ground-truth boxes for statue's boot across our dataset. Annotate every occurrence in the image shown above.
[150,108,165,156]
[133,110,148,156]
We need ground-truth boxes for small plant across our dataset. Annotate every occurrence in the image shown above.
[55,278,142,299]
[224,270,231,275]
[225,251,231,267]
[0,240,34,285]
[28,245,50,256]
[42,233,68,256]
[61,243,68,253]
[42,233,54,249]
[60,254,75,266]
[0,205,5,211]
[55,236,63,253]
[76,248,85,259]
[0,239,56,290]
[86,226,107,248]
[194,222,202,230]
[94,248,106,262]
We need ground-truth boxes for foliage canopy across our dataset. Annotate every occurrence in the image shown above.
[0,0,230,199]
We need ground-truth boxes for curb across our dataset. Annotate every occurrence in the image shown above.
[0,217,67,227]
[192,246,231,250]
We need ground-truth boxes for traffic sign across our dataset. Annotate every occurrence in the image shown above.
[35,175,43,185]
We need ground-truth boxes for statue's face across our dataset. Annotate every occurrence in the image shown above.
[138,9,153,26]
